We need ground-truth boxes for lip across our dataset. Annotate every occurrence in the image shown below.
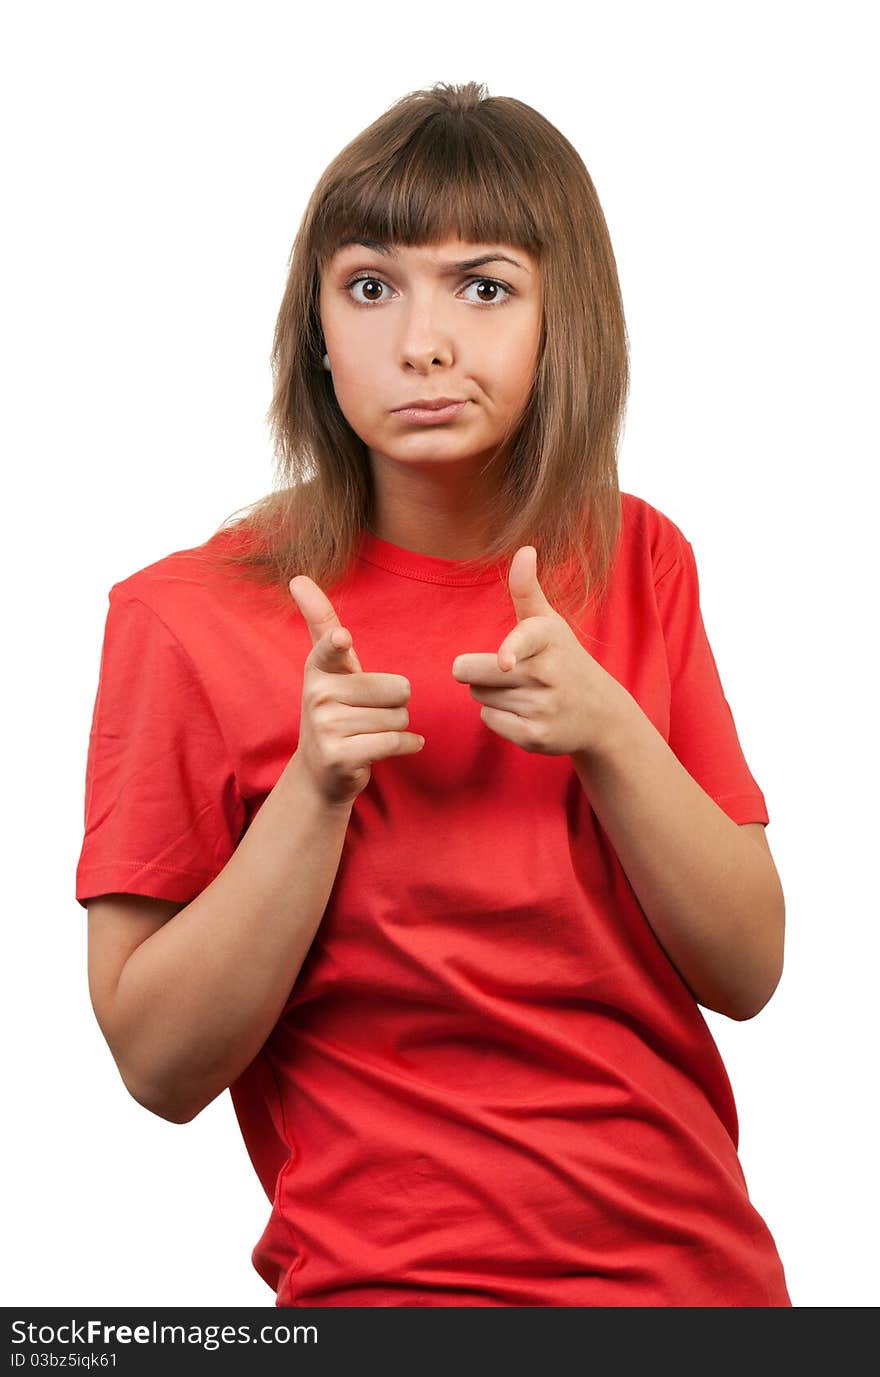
[394,397,463,410]
[392,399,468,424]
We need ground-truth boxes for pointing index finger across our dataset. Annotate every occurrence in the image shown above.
[452,652,518,684]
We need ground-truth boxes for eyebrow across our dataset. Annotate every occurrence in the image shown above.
[335,238,529,274]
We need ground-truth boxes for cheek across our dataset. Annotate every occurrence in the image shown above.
[333,390,372,438]
[492,332,540,402]
[329,359,376,406]
[331,375,390,444]
[330,338,389,405]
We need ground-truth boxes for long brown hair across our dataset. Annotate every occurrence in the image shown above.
[200,80,629,624]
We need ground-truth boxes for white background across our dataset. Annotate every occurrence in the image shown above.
[3,0,877,1308]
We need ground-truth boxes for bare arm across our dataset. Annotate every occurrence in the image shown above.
[90,574,419,1125]
[571,692,785,1021]
[103,752,353,1122]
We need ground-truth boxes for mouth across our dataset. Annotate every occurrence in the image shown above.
[393,397,464,411]
[392,399,468,424]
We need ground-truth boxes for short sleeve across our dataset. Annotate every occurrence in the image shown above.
[75,588,246,909]
[654,534,769,826]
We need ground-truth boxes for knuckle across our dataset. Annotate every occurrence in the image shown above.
[316,681,340,709]
[312,702,334,730]
[322,740,344,769]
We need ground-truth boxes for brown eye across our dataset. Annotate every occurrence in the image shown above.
[345,276,387,304]
[344,274,514,308]
[473,281,500,302]
[460,278,513,306]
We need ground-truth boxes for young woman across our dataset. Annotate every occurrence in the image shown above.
[76,80,792,1307]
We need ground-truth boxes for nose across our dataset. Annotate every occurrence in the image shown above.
[395,290,457,370]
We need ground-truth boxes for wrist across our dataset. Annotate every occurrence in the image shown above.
[571,681,642,775]
[283,751,356,818]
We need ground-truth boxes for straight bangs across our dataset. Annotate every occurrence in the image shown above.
[312,116,543,274]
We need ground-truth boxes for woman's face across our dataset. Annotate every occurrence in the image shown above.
[318,235,543,474]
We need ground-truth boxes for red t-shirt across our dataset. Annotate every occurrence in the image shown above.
[75,491,791,1307]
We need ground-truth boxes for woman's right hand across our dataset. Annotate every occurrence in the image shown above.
[288,574,425,809]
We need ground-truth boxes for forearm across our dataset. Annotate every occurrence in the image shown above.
[572,689,784,1020]
[111,752,353,1122]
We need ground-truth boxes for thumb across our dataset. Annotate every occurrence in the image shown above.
[508,545,556,623]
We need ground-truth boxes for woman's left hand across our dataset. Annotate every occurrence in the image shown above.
[451,546,633,760]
